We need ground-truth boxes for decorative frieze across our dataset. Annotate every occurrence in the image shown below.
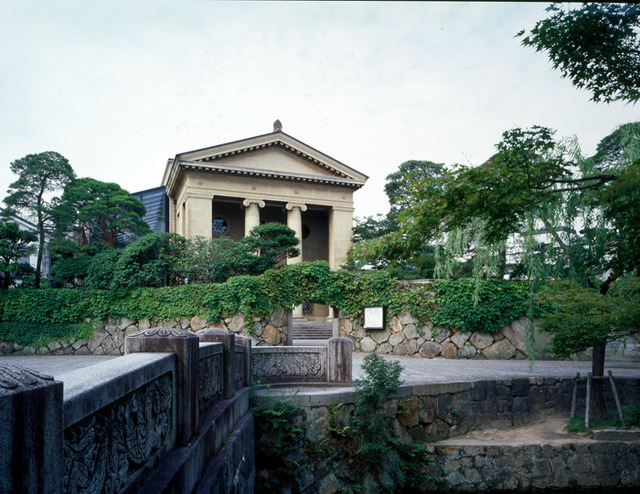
[252,350,323,382]
[64,374,173,494]
[198,354,223,417]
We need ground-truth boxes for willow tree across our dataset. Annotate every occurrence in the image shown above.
[360,124,640,421]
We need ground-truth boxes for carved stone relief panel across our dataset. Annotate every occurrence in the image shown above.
[199,354,223,417]
[235,350,245,389]
[63,373,173,494]
[252,351,324,381]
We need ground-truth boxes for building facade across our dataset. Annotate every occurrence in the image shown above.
[161,123,367,271]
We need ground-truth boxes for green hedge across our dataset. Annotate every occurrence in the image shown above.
[0,261,542,346]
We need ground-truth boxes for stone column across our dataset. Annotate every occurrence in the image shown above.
[0,363,63,494]
[243,199,265,237]
[328,206,354,270]
[196,328,236,399]
[125,327,199,446]
[285,202,307,264]
[326,337,353,383]
[286,203,307,319]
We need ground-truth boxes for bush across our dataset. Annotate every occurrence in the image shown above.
[0,262,542,347]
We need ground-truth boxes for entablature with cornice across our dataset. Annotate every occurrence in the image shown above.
[163,130,368,198]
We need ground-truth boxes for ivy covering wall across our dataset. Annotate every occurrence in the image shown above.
[0,261,543,346]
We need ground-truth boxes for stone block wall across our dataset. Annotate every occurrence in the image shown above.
[255,377,640,493]
[428,441,640,492]
[0,308,290,356]
[340,313,555,359]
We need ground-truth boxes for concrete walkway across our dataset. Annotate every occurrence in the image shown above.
[2,352,639,383]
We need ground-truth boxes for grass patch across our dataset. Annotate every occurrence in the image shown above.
[566,416,593,433]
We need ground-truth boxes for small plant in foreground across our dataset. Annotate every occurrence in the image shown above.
[251,385,307,493]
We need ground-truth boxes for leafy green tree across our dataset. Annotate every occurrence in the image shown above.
[352,213,396,243]
[3,151,75,288]
[55,177,150,248]
[0,221,37,289]
[84,249,122,290]
[48,238,99,288]
[385,160,445,214]
[241,222,300,274]
[518,3,640,103]
[350,160,444,277]
[110,232,187,289]
[392,123,640,421]
[181,235,253,284]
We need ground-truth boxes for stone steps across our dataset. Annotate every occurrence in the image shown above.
[291,321,333,340]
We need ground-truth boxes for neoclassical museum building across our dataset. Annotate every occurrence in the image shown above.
[135,121,367,280]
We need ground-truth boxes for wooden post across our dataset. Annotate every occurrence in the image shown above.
[570,372,580,418]
[608,370,625,425]
[585,373,592,428]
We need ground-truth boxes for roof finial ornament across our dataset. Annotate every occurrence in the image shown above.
[273,119,282,132]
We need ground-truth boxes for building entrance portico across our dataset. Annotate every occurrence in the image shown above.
[162,122,368,319]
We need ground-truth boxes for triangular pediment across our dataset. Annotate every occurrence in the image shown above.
[163,131,367,194]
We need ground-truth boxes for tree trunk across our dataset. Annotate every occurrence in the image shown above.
[35,209,44,289]
[497,247,507,279]
[590,340,607,423]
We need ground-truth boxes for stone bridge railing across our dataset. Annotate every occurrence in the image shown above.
[252,337,352,384]
[0,329,352,494]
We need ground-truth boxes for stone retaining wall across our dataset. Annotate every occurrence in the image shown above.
[0,308,290,356]
[428,441,640,492]
[339,313,556,359]
[255,377,640,493]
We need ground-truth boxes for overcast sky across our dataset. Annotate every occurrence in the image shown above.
[1,1,638,219]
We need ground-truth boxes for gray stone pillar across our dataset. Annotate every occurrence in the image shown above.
[326,337,353,383]
[125,327,199,445]
[235,335,252,387]
[0,363,63,494]
[243,199,265,237]
[197,328,236,399]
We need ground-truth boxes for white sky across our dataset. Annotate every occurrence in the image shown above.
[1,1,638,219]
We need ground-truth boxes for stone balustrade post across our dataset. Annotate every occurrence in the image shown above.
[286,309,293,346]
[326,337,353,383]
[196,328,236,399]
[0,363,63,494]
[235,335,252,387]
[125,327,199,445]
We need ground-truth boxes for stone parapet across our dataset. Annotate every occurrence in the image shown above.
[252,337,353,384]
[1,329,255,494]
[126,327,199,444]
[0,363,63,494]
